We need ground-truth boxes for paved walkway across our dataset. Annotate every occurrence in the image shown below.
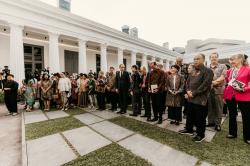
[0,105,22,166]
[23,108,209,166]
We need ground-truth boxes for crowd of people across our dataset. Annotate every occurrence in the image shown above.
[0,52,249,144]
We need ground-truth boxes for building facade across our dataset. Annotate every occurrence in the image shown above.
[0,0,180,84]
[183,38,250,65]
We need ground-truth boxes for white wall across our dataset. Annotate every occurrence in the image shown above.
[86,50,97,73]
[59,45,78,72]
[0,34,10,69]
[107,53,118,70]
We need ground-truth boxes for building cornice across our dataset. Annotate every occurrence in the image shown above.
[0,0,180,59]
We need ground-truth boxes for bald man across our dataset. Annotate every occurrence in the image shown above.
[179,53,213,143]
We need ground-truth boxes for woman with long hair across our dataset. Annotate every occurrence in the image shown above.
[224,54,250,144]
[96,71,106,111]
[22,72,35,112]
[41,73,52,111]
[77,73,89,108]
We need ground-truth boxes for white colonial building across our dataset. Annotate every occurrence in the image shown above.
[183,38,250,65]
[0,0,180,84]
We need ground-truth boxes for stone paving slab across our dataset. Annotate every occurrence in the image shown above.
[90,121,134,142]
[201,161,213,166]
[45,110,69,119]
[124,111,219,142]
[0,114,21,166]
[24,110,48,124]
[124,114,153,123]
[91,110,120,119]
[27,134,76,166]
[205,130,217,142]
[118,134,198,166]
[157,120,186,133]
[63,127,111,156]
[74,113,104,125]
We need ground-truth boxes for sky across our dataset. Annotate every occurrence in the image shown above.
[39,0,250,49]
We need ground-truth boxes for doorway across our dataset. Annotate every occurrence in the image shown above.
[24,44,44,74]
[64,50,79,74]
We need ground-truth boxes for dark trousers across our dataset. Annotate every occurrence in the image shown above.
[142,90,151,117]
[132,92,141,115]
[226,99,238,137]
[238,101,250,141]
[109,92,118,110]
[162,92,167,113]
[96,92,106,110]
[4,95,17,113]
[119,89,128,113]
[186,102,208,138]
[227,99,250,141]
[151,92,164,120]
[223,103,228,115]
[183,99,188,116]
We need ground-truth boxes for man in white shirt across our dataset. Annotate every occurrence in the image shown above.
[58,73,71,111]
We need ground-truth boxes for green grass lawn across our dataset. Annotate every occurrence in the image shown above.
[110,116,250,166]
[63,143,152,166]
[25,116,85,140]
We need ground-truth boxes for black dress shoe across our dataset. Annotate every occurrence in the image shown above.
[146,117,152,121]
[215,125,221,131]
[150,118,158,122]
[141,115,147,118]
[206,123,215,127]
[117,111,122,114]
[175,121,180,125]
[157,119,162,124]
[226,135,237,139]
[120,112,126,114]
[170,121,176,124]
[129,114,137,117]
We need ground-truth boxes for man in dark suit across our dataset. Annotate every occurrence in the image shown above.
[115,64,130,114]
[129,65,142,116]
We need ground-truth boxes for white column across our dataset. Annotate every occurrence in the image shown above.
[142,54,148,71]
[9,24,25,85]
[78,39,87,73]
[165,60,170,70]
[151,56,156,62]
[49,32,60,74]
[206,55,210,67]
[100,43,108,73]
[131,51,137,66]
[159,59,163,65]
[117,48,123,69]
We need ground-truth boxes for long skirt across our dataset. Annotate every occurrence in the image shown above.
[168,106,182,121]
[78,92,88,107]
